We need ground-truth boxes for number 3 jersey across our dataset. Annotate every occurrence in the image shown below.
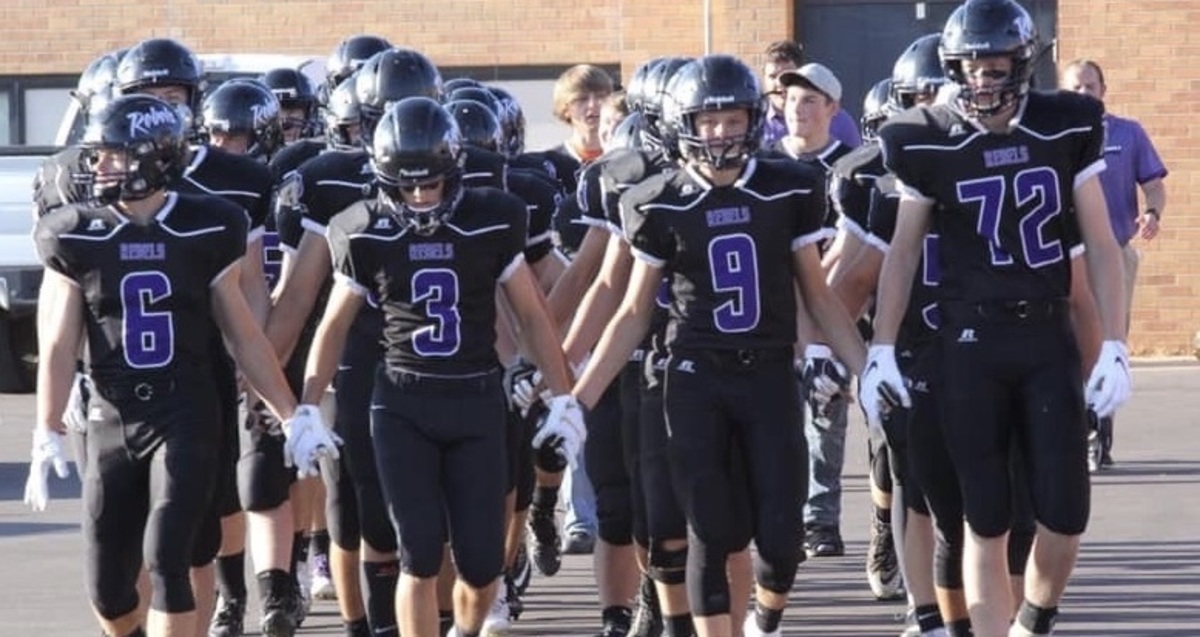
[620,157,828,351]
[326,187,529,376]
[879,90,1104,303]
[33,192,248,382]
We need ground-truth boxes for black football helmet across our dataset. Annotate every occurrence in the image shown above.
[74,49,127,116]
[200,80,283,161]
[662,55,764,168]
[861,78,899,142]
[371,97,465,234]
[116,39,204,115]
[326,35,392,88]
[608,110,647,152]
[444,99,503,152]
[640,57,693,151]
[445,87,501,117]
[355,48,443,142]
[624,57,665,114]
[939,0,1038,117]
[891,34,947,110]
[260,68,320,139]
[442,77,483,98]
[486,86,525,158]
[324,75,363,150]
[80,94,186,204]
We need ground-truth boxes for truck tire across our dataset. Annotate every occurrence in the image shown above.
[0,313,36,393]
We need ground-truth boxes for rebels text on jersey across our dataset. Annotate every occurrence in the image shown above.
[621,157,827,352]
[175,145,273,241]
[34,192,247,382]
[327,187,528,376]
[879,91,1105,303]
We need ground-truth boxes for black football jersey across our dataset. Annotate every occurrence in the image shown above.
[462,146,507,190]
[543,145,589,256]
[34,192,247,383]
[879,91,1105,302]
[33,146,90,218]
[268,139,326,182]
[504,168,557,264]
[175,145,273,240]
[281,148,373,237]
[621,158,827,351]
[327,187,528,376]
[829,142,887,242]
[866,173,940,348]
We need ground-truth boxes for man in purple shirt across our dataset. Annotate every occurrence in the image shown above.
[762,40,862,149]
[1062,59,1168,469]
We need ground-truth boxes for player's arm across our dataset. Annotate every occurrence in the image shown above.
[530,251,566,294]
[265,230,332,363]
[829,242,884,320]
[1068,251,1102,371]
[211,261,296,422]
[562,232,633,368]
[871,198,932,345]
[573,257,661,409]
[1075,174,1127,340]
[502,259,573,396]
[794,244,866,375]
[35,270,85,434]
[239,236,271,326]
[545,225,609,328]
[301,279,364,405]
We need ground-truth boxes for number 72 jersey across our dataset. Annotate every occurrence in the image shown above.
[34,193,248,380]
[879,91,1105,302]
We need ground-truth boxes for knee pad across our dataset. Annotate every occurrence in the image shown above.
[398,545,442,580]
[456,557,504,590]
[357,479,399,554]
[934,530,964,590]
[90,586,139,622]
[647,544,688,585]
[236,426,293,512]
[685,534,732,617]
[752,548,798,595]
[1007,524,1035,576]
[190,506,222,567]
[322,453,362,551]
[149,569,196,613]
[595,483,633,546]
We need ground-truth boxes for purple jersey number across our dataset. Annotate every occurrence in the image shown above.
[956,168,1064,268]
[121,271,174,369]
[411,268,461,357]
[708,233,760,333]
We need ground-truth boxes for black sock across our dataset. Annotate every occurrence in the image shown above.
[438,609,454,636]
[123,629,147,637]
[755,604,784,633]
[664,614,695,637]
[256,568,294,604]
[311,529,332,560]
[875,505,892,524]
[602,605,632,630]
[915,604,944,632]
[948,618,973,637]
[454,628,479,637]
[1015,600,1058,635]
[532,485,557,510]
[344,618,371,637]
[363,559,400,635]
[290,531,308,579]
[215,551,247,601]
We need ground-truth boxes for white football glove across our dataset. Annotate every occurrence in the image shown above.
[1085,340,1131,419]
[801,344,850,416]
[532,395,588,470]
[858,344,911,442]
[512,370,552,418]
[24,428,71,512]
[283,405,343,479]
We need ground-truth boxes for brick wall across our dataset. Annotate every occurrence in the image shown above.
[1058,0,1200,355]
[1,0,1192,352]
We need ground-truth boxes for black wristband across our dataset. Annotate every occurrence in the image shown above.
[1145,207,1160,220]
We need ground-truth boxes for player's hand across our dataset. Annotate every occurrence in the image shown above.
[532,395,588,470]
[800,344,850,416]
[858,344,910,441]
[283,405,343,479]
[1086,340,1131,419]
[1139,212,1160,241]
[62,373,91,433]
[24,428,71,512]
[512,370,552,418]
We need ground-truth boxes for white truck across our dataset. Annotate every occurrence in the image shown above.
[0,54,323,392]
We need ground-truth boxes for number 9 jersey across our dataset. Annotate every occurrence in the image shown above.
[33,192,248,380]
[878,90,1105,303]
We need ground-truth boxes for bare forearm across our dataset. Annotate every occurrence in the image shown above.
[1085,243,1128,341]
[573,305,651,409]
[809,289,867,375]
[873,247,920,345]
[1143,179,1166,213]
[231,329,297,422]
[515,295,572,396]
[36,344,78,432]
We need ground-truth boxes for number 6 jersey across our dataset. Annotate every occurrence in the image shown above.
[620,157,828,352]
[878,91,1105,303]
[34,192,248,382]
[326,187,529,377]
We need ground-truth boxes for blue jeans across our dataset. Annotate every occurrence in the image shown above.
[803,397,848,530]
[562,448,597,536]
